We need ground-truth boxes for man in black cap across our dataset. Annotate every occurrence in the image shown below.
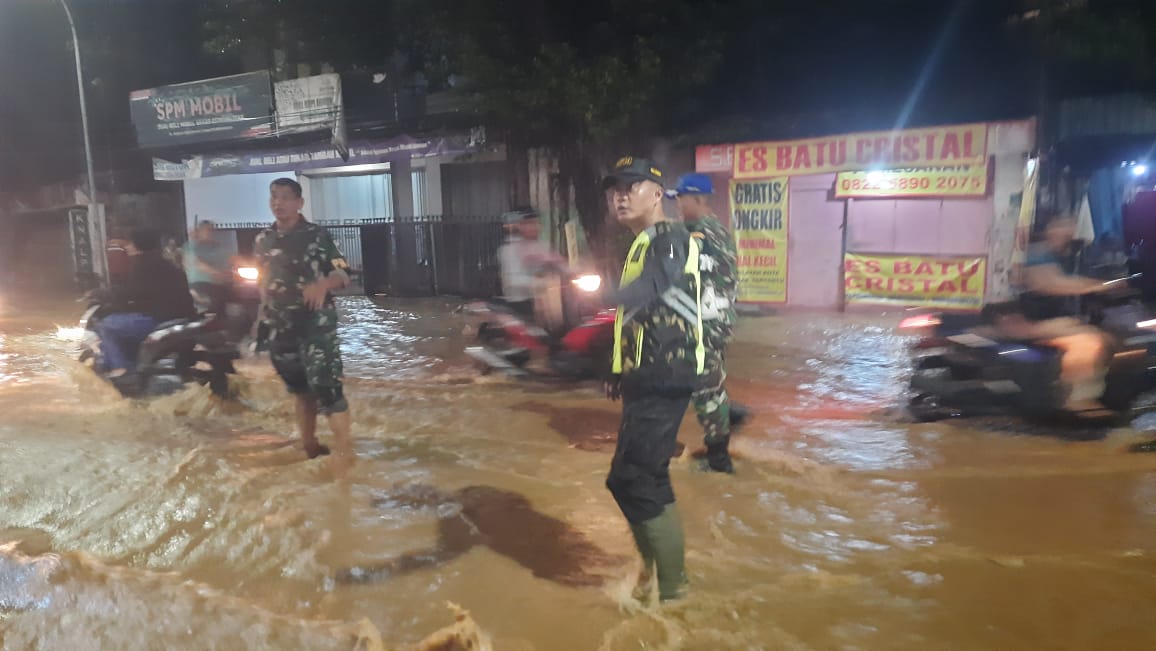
[602,156,705,603]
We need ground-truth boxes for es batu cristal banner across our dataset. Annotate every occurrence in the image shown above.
[733,123,988,179]
[844,253,987,309]
[730,178,789,303]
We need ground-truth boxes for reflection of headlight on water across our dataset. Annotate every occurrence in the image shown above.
[236,267,259,281]
[55,326,85,342]
[571,275,602,293]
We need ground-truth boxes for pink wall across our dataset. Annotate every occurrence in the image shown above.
[708,171,993,309]
[846,196,991,256]
[786,174,845,307]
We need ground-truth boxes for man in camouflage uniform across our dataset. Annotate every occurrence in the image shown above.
[255,178,354,476]
[668,173,742,474]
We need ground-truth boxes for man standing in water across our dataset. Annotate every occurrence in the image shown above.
[667,174,740,474]
[255,178,354,475]
[603,157,705,602]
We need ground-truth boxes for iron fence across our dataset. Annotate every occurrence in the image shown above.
[215,215,505,298]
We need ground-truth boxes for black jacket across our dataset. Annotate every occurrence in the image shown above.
[113,252,197,322]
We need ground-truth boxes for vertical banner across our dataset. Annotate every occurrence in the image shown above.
[729,178,789,303]
[1015,158,1039,264]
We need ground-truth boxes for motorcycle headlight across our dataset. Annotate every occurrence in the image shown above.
[236,267,260,282]
[571,274,602,293]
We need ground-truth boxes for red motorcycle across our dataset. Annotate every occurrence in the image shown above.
[462,271,615,379]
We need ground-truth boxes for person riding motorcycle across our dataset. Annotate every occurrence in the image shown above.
[995,216,1114,413]
[498,208,559,320]
[496,208,574,354]
[96,228,197,387]
[184,220,233,314]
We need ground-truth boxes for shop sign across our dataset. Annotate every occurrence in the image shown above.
[68,208,94,277]
[274,73,343,134]
[694,144,733,173]
[733,123,988,179]
[130,71,274,148]
[730,178,789,303]
[844,253,987,309]
[152,134,475,180]
[834,164,988,198]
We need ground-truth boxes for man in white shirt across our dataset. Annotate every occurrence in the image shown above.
[498,208,558,319]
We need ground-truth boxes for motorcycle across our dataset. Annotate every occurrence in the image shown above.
[462,269,614,379]
[901,274,1156,423]
[191,256,262,345]
[78,260,262,398]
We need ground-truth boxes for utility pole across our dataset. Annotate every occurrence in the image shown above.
[57,0,107,283]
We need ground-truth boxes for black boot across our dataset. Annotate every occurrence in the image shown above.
[729,403,751,430]
[698,438,734,474]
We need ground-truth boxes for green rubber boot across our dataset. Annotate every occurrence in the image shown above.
[641,504,688,601]
[628,522,656,602]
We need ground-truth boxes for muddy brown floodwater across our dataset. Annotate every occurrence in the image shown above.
[3,295,1156,650]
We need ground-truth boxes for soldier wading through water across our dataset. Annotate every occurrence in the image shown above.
[255,178,355,476]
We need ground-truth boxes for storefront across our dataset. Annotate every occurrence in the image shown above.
[132,70,514,296]
[1048,94,1156,298]
[695,120,1036,311]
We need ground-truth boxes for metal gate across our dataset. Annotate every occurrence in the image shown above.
[216,215,504,298]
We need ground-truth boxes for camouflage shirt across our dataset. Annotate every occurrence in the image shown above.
[254,218,346,336]
[687,215,737,337]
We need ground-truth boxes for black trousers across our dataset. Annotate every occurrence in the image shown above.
[606,390,692,524]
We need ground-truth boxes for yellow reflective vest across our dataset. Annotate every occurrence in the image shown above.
[612,222,706,393]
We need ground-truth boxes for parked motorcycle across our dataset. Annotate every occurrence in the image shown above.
[901,275,1156,423]
[462,270,614,379]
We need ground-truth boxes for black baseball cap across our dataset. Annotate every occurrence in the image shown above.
[602,156,666,189]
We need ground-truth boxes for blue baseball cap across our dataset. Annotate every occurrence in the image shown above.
[665,173,713,198]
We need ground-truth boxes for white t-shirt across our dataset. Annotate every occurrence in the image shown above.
[498,236,555,301]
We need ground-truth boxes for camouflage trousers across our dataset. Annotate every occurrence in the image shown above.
[692,346,731,447]
[269,325,348,415]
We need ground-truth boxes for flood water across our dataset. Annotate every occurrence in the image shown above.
[3,295,1156,650]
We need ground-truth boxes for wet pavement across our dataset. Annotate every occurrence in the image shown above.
[3,295,1156,649]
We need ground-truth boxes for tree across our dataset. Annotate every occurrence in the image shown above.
[1009,0,1156,96]
[438,0,726,257]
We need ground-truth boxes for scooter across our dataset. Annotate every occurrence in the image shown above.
[462,271,614,379]
[901,275,1156,423]
[78,298,239,397]
[78,260,261,398]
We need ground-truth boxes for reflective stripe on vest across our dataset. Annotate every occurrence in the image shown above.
[612,226,705,375]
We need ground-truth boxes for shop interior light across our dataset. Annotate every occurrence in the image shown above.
[1132,164,1148,177]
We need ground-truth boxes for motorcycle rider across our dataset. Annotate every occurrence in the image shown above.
[1000,215,1113,413]
[603,157,704,602]
[183,220,232,314]
[667,173,742,473]
[97,228,197,385]
[497,208,557,320]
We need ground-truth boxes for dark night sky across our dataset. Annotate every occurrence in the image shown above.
[0,0,1144,191]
